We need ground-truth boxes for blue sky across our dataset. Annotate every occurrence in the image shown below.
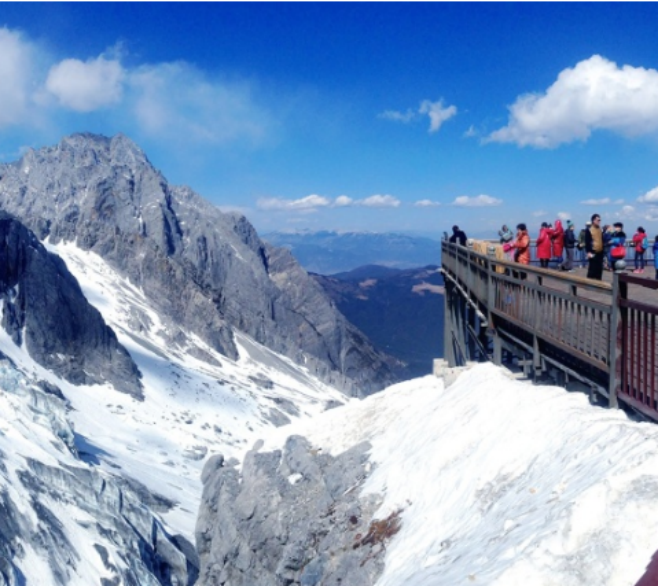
[3,3,658,239]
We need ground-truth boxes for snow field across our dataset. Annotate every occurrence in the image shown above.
[265,363,658,586]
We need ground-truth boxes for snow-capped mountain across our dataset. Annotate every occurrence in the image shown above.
[0,133,397,585]
[0,133,398,397]
[0,227,353,585]
[198,362,658,586]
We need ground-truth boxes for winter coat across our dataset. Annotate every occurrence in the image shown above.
[449,230,468,247]
[654,241,658,269]
[577,228,587,249]
[536,227,553,260]
[633,231,648,253]
[610,230,627,258]
[513,230,531,265]
[564,227,577,249]
[499,227,514,244]
[552,220,565,258]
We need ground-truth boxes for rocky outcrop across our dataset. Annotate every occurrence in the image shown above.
[196,436,394,586]
[0,356,196,586]
[0,133,398,396]
[0,212,142,398]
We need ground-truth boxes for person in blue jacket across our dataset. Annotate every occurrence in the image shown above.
[653,235,658,280]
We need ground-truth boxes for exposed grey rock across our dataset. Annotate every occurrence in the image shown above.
[0,133,398,396]
[196,436,394,586]
[0,211,142,398]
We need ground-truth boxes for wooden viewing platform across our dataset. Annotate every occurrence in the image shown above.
[441,240,658,421]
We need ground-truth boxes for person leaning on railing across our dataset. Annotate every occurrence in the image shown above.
[508,223,530,265]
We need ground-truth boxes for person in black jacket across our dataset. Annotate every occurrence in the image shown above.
[585,213,604,280]
[449,225,468,246]
[560,220,577,271]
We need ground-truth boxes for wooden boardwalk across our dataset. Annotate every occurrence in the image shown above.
[441,241,658,422]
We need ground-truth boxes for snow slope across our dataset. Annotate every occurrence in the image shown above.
[3,240,349,540]
[264,362,658,586]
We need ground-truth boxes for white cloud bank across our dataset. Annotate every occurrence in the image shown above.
[414,199,441,207]
[0,26,272,146]
[0,28,38,126]
[452,194,502,207]
[381,98,457,133]
[46,56,124,112]
[257,194,401,211]
[489,55,658,148]
[638,187,658,204]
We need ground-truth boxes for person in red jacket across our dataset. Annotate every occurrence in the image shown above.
[536,222,553,268]
[551,219,565,264]
[632,226,648,273]
[511,223,531,265]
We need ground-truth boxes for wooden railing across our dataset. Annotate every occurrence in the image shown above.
[441,240,658,421]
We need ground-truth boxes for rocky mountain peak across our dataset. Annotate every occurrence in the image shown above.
[0,133,399,396]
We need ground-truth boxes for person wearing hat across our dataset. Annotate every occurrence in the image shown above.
[577,221,590,267]
[560,220,577,271]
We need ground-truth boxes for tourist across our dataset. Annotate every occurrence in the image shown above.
[577,222,589,267]
[449,225,468,247]
[498,224,514,244]
[585,213,604,280]
[632,226,648,274]
[510,223,530,265]
[609,222,627,270]
[551,219,565,267]
[560,220,576,271]
[536,222,553,268]
[653,235,658,280]
[499,224,514,261]
[603,224,616,270]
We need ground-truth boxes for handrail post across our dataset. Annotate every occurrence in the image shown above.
[608,271,620,408]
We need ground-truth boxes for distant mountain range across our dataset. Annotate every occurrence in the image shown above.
[262,230,441,275]
[312,265,444,379]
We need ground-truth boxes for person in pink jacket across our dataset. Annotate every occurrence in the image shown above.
[551,219,565,263]
[536,222,553,268]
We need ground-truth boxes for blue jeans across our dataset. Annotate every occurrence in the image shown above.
[635,251,646,270]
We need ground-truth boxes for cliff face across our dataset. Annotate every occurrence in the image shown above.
[195,437,388,586]
[0,133,398,396]
[0,212,142,397]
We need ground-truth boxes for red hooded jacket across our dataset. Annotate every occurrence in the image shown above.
[552,220,565,258]
[536,226,554,260]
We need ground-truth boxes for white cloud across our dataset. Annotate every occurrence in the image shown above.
[638,187,658,204]
[452,194,502,207]
[581,198,611,205]
[489,55,658,148]
[257,194,331,211]
[640,207,658,222]
[0,28,37,126]
[129,62,271,144]
[380,98,457,133]
[257,193,401,211]
[379,109,416,123]
[414,199,441,207]
[46,56,124,112]
[615,205,636,220]
[557,211,571,221]
[463,125,478,138]
[419,99,457,133]
[334,195,354,207]
[360,194,401,208]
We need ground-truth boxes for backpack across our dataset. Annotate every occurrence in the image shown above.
[642,235,649,250]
